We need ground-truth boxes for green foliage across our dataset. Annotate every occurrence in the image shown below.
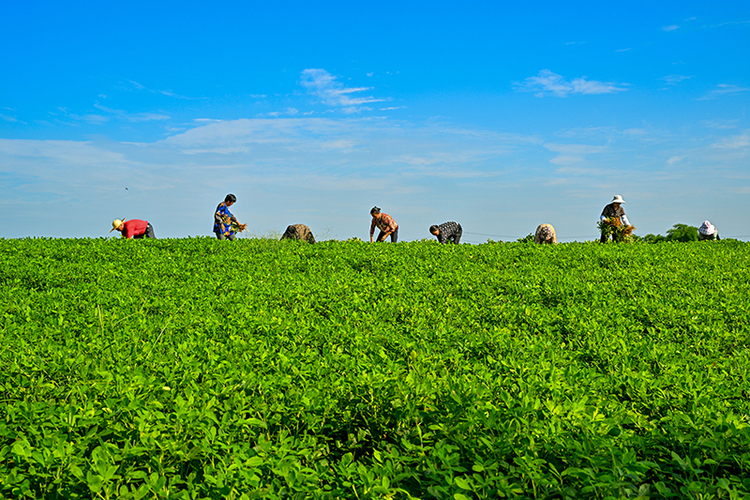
[1,238,750,498]
[516,233,534,243]
[642,224,700,243]
[597,218,636,243]
[643,233,667,243]
[666,223,700,242]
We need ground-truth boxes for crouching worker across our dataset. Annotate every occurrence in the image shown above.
[429,221,462,244]
[110,218,156,239]
[698,220,720,241]
[214,193,246,240]
[534,223,557,244]
[369,206,399,242]
[281,224,316,244]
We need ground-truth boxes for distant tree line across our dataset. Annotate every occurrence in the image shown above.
[641,224,701,243]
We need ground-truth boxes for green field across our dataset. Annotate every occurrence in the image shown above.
[1,238,749,499]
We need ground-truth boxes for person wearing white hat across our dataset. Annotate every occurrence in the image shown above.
[599,195,631,243]
[698,220,720,241]
[110,218,156,239]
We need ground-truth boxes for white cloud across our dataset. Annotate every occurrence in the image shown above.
[513,70,629,97]
[544,143,608,165]
[265,108,300,118]
[703,119,739,129]
[93,103,170,122]
[300,68,385,109]
[698,84,750,100]
[615,48,632,53]
[661,74,693,84]
[712,131,750,150]
[666,156,686,166]
[80,114,110,124]
[662,25,680,31]
[0,113,18,122]
[126,80,201,100]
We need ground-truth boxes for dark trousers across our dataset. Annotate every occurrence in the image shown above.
[134,223,156,239]
[215,231,237,241]
[376,228,399,242]
[448,227,462,244]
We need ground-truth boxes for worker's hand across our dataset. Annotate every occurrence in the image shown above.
[370,236,374,243]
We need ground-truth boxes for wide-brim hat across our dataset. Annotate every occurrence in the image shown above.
[611,195,626,204]
[110,218,126,232]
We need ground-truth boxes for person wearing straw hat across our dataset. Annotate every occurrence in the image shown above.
[698,220,720,241]
[110,218,156,239]
[599,195,631,243]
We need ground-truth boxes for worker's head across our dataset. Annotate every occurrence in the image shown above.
[370,206,381,218]
[110,218,126,233]
[225,193,237,206]
[611,195,625,207]
[429,225,440,236]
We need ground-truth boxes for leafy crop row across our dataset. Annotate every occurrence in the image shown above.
[1,238,749,499]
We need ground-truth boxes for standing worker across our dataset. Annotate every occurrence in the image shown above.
[599,195,632,243]
[429,221,462,244]
[110,218,156,239]
[214,194,246,240]
[369,206,399,242]
[698,220,720,241]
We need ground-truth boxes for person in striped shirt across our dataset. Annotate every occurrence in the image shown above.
[429,221,462,244]
[369,206,399,242]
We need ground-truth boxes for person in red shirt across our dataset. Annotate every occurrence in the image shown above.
[369,206,399,242]
[110,218,156,239]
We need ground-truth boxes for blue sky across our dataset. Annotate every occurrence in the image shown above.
[1,0,749,242]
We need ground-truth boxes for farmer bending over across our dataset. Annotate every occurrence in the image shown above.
[369,206,399,242]
[534,223,557,244]
[110,218,156,239]
[281,224,316,244]
[698,220,720,241]
[429,221,462,244]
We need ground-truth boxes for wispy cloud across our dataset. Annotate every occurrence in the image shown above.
[544,143,608,165]
[662,25,680,32]
[0,113,18,122]
[615,48,632,53]
[712,131,750,150]
[127,80,202,100]
[661,74,693,84]
[513,70,629,97]
[666,155,686,166]
[93,103,171,122]
[703,119,739,129]
[264,108,300,118]
[300,69,385,110]
[698,84,750,100]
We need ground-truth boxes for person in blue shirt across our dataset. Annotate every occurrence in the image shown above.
[214,194,245,240]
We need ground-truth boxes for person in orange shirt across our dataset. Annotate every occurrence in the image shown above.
[369,206,399,242]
